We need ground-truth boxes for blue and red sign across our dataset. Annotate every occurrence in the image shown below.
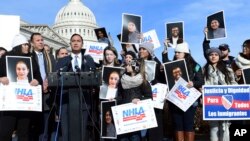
[203,85,250,120]
[89,45,103,54]
[15,88,33,101]
[122,107,145,122]
[175,85,190,100]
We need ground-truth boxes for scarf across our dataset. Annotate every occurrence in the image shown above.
[235,54,250,69]
[205,65,237,85]
[121,73,143,89]
[43,51,53,73]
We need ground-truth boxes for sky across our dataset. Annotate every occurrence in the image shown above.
[1,0,250,66]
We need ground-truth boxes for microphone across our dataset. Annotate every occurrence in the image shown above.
[75,65,81,72]
[57,65,68,76]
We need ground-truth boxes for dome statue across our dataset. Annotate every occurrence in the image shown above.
[53,0,98,42]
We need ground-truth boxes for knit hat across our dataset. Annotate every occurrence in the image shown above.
[175,42,190,53]
[206,47,221,57]
[139,42,154,57]
[11,34,28,48]
[125,51,137,59]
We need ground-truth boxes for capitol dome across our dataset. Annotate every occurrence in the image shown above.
[53,0,98,42]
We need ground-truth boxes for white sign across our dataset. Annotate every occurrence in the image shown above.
[0,15,20,51]
[111,99,157,135]
[145,60,156,82]
[84,41,108,63]
[142,29,161,49]
[99,85,117,100]
[166,77,201,112]
[151,83,168,109]
[0,83,42,112]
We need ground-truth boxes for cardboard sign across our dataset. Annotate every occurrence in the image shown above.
[0,83,42,112]
[111,99,157,135]
[203,85,250,120]
[166,77,201,112]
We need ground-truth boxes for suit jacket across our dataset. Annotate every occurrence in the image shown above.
[56,49,96,109]
[56,49,96,72]
[31,50,56,111]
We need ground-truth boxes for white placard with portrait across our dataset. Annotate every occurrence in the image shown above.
[111,99,157,135]
[0,83,42,112]
[166,77,201,112]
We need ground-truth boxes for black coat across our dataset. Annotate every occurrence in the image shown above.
[56,49,96,72]
[30,50,56,111]
[118,80,152,104]
[56,49,96,109]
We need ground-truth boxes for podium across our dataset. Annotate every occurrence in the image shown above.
[48,71,101,141]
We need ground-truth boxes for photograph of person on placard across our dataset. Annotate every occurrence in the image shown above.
[163,59,189,90]
[121,43,138,54]
[242,68,250,84]
[99,66,124,99]
[6,56,33,83]
[94,27,110,45]
[101,100,117,139]
[166,22,184,48]
[121,13,142,44]
[206,11,226,40]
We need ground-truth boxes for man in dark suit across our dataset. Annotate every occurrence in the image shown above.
[56,33,96,141]
[30,32,56,141]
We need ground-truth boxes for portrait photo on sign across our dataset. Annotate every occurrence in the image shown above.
[102,66,125,88]
[242,68,250,84]
[163,59,189,91]
[94,27,110,44]
[6,56,33,83]
[121,13,142,44]
[165,21,184,48]
[100,66,124,100]
[101,100,117,139]
[121,43,138,54]
[206,10,226,40]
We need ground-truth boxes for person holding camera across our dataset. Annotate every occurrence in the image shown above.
[117,56,152,141]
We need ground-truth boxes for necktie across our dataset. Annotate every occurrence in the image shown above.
[38,52,46,80]
[74,55,79,72]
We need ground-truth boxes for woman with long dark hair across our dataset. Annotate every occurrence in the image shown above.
[162,42,204,141]
[118,58,152,141]
[103,46,121,67]
[203,47,237,141]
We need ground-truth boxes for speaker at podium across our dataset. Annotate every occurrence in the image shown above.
[47,71,102,141]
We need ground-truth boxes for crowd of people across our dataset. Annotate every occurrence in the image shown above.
[0,26,249,141]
